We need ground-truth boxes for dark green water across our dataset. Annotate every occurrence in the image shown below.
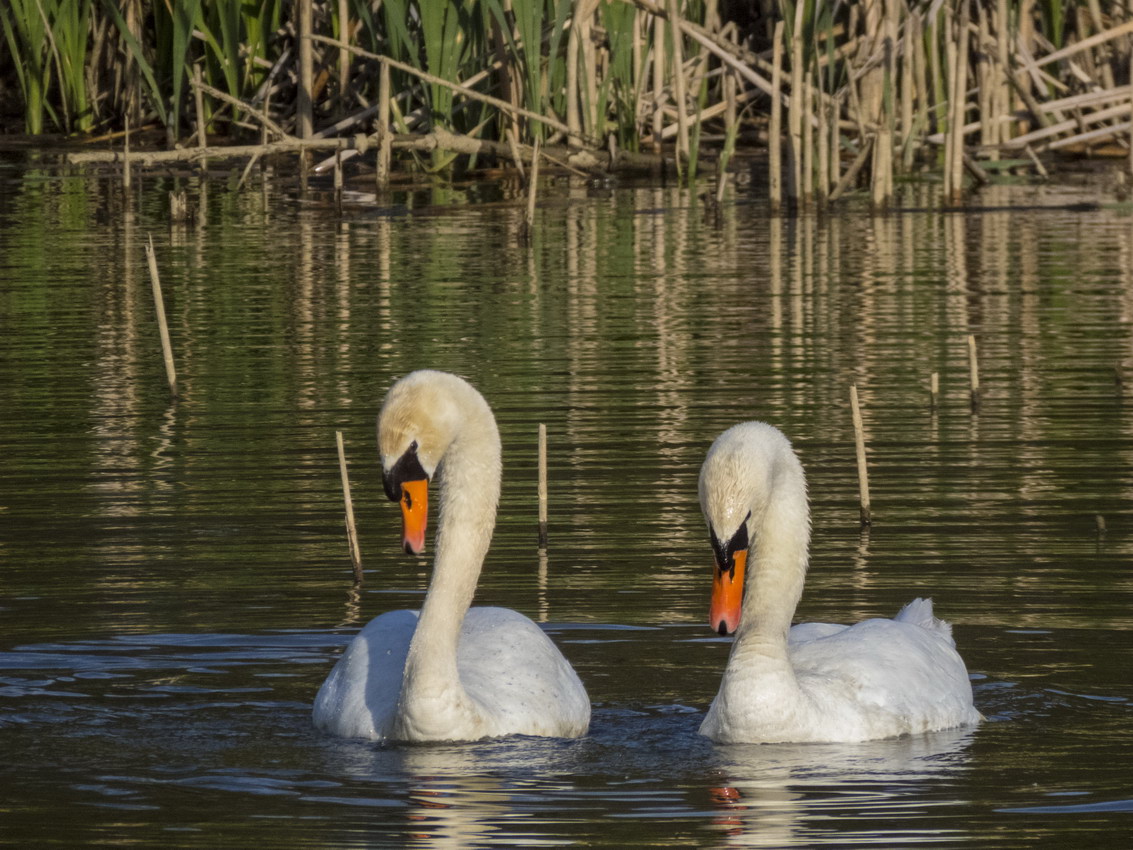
[2,155,1132,846]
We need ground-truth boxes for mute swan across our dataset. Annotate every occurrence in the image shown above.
[698,421,981,744]
[313,370,590,742]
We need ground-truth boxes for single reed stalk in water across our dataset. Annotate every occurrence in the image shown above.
[850,384,871,526]
[769,20,784,213]
[968,334,980,411]
[336,430,364,584]
[538,423,549,547]
[930,371,940,410]
[144,234,178,399]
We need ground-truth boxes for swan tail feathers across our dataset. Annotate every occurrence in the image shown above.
[895,597,954,642]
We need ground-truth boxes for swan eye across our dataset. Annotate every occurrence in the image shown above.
[711,517,751,577]
[382,439,429,501]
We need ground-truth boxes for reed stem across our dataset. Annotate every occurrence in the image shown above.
[538,423,548,547]
[144,234,178,399]
[336,430,364,584]
[850,383,871,526]
[968,334,981,411]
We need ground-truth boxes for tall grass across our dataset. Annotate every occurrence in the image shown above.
[6,0,1132,207]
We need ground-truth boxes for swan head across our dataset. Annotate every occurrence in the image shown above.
[377,370,470,555]
[699,422,803,636]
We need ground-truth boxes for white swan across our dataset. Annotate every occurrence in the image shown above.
[313,370,590,742]
[698,421,982,744]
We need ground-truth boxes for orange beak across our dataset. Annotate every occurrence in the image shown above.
[399,478,429,555]
[709,548,746,635]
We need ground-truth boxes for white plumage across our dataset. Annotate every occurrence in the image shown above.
[698,421,982,744]
[313,371,589,742]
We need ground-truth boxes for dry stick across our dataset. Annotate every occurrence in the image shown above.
[769,20,785,213]
[194,64,207,149]
[652,14,666,154]
[377,61,391,188]
[829,136,874,202]
[538,424,549,548]
[1129,57,1133,178]
[144,235,178,399]
[952,1,971,201]
[788,6,805,203]
[716,66,737,205]
[850,384,871,526]
[310,35,595,147]
[667,0,690,165]
[336,430,364,584]
[337,0,350,104]
[191,77,289,140]
[930,371,940,410]
[816,69,829,205]
[123,115,131,190]
[71,129,666,174]
[802,70,814,205]
[525,138,541,238]
[297,0,313,139]
[968,334,981,411]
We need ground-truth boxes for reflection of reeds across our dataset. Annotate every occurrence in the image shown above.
[13,2,1133,202]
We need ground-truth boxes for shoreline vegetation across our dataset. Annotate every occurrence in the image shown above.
[3,1,1133,208]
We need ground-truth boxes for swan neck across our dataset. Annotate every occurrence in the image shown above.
[735,464,810,653]
[403,393,501,703]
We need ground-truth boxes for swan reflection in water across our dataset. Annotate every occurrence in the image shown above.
[321,717,975,848]
[704,725,977,847]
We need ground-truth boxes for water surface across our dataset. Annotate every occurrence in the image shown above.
[2,157,1132,845]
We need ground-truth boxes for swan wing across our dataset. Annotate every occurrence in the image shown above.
[312,609,418,740]
[791,615,980,739]
[458,607,590,738]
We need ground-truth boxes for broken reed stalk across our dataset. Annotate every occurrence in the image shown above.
[850,384,871,526]
[769,20,784,213]
[538,423,549,547]
[336,430,364,584]
[144,234,178,399]
[930,371,940,409]
[968,334,981,410]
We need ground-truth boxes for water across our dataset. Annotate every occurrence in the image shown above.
[2,154,1133,846]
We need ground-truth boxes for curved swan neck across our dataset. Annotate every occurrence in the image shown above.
[403,379,501,700]
[738,471,810,648]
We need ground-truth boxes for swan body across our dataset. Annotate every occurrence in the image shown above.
[313,370,589,742]
[698,421,981,744]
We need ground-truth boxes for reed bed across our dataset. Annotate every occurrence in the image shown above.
[3,1,1130,206]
